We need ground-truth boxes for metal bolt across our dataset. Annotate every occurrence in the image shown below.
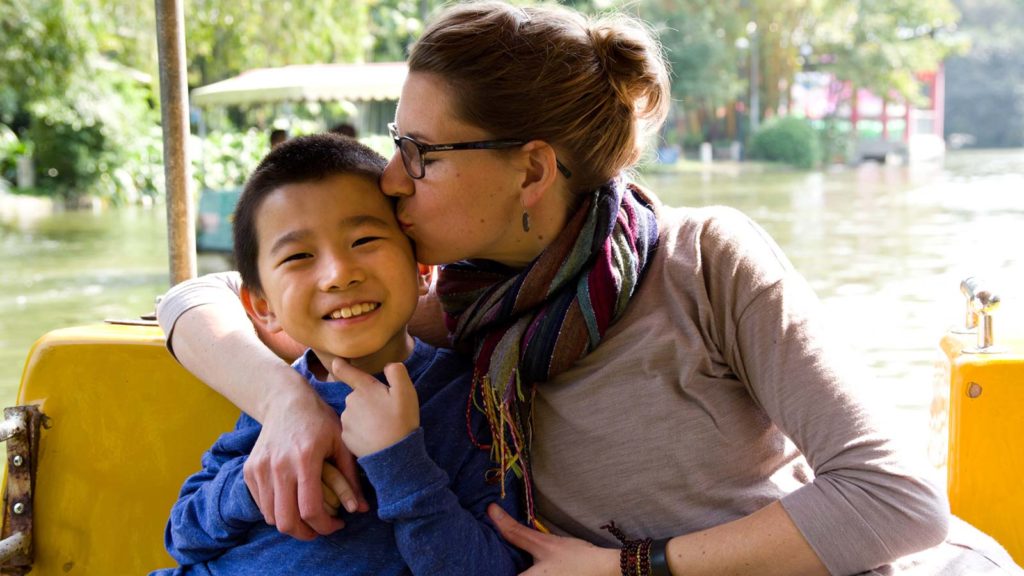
[12,502,25,515]
[967,382,983,398]
[10,455,22,467]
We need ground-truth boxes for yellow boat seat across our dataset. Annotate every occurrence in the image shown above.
[934,280,1024,564]
[1,323,240,575]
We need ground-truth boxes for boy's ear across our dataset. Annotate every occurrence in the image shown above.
[416,263,434,297]
[240,285,283,334]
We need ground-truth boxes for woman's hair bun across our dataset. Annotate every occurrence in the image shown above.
[588,16,670,125]
[409,1,672,190]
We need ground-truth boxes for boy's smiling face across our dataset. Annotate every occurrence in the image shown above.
[247,173,420,375]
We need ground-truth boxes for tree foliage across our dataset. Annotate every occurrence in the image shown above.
[0,0,91,124]
[944,0,1024,147]
[1,0,159,200]
[807,0,963,101]
[185,1,368,87]
[1,0,974,199]
[639,1,746,117]
[623,0,963,143]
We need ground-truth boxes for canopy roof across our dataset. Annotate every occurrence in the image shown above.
[190,62,407,107]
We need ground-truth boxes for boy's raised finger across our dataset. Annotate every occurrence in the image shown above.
[382,362,415,398]
[330,357,382,392]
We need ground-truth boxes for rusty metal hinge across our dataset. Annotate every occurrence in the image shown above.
[0,405,46,574]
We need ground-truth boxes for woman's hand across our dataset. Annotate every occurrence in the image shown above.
[244,381,367,540]
[330,358,420,458]
[488,504,620,576]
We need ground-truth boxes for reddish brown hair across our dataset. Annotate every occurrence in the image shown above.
[408,1,670,193]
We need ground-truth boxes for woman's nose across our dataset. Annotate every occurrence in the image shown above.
[380,154,413,198]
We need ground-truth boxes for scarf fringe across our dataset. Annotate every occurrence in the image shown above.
[447,180,659,536]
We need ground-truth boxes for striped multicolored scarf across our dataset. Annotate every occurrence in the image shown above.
[436,179,659,529]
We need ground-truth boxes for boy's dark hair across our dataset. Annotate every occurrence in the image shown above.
[233,133,387,294]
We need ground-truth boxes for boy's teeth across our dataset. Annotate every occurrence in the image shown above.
[329,302,378,319]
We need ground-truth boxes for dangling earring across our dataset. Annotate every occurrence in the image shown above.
[521,210,531,232]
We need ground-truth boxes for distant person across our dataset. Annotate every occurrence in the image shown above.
[152,134,525,576]
[329,122,358,139]
[269,128,288,149]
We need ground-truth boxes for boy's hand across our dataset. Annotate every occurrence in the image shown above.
[244,386,367,541]
[321,461,346,518]
[331,358,420,458]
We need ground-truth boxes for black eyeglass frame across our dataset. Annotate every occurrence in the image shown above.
[388,122,572,180]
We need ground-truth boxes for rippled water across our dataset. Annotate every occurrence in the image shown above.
[2,149,1022,461]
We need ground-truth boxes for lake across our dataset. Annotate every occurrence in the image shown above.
[2,148,1022,466]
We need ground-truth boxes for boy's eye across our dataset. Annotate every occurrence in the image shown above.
[281,252,311,264]
[353,237,381,247]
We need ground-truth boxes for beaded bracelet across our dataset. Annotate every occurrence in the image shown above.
[602,522,660,576]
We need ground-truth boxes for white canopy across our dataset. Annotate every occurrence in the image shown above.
[190,62,407,107]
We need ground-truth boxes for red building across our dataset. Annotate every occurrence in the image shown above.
[789,66,946,163]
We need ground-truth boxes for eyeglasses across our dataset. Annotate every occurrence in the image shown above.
[388,122,571,180]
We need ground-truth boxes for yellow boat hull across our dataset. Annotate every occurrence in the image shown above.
[936,324,1024,563]
[2,323,239,574]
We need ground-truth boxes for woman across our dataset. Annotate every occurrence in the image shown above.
[159,2,1020,574]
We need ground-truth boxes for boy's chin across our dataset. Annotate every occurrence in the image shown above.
[310,347,374,376]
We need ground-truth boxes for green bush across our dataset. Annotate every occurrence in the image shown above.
[816,116,853,166]
[27,114,107,198]
[193,129,269,191]
[191,130,394,192]
[27,65,160,203]
[747,116,821,169]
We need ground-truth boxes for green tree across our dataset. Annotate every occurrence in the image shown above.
[185,0,372,87]
[0,0,90,124]
[944,0,1024,147]
[0,0,159,201]
[641,0,747,135]
[625,0,963,145]
[807,0,962,101]
[367,0,444,62]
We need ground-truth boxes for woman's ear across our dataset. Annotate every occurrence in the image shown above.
[241,285,283,334]
[416,263,434,296]
[518,140,561,210]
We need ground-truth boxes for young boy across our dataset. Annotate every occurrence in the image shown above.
[152,134,525,575]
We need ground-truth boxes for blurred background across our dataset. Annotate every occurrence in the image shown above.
[1,0,1022,469]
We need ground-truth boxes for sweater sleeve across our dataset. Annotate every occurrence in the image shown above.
[358,429,528,576]
[700,209,948,575]
[156,271,243,351]
[164,422,263,565]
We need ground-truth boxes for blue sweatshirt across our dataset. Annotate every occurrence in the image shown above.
[152,340,526,576]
